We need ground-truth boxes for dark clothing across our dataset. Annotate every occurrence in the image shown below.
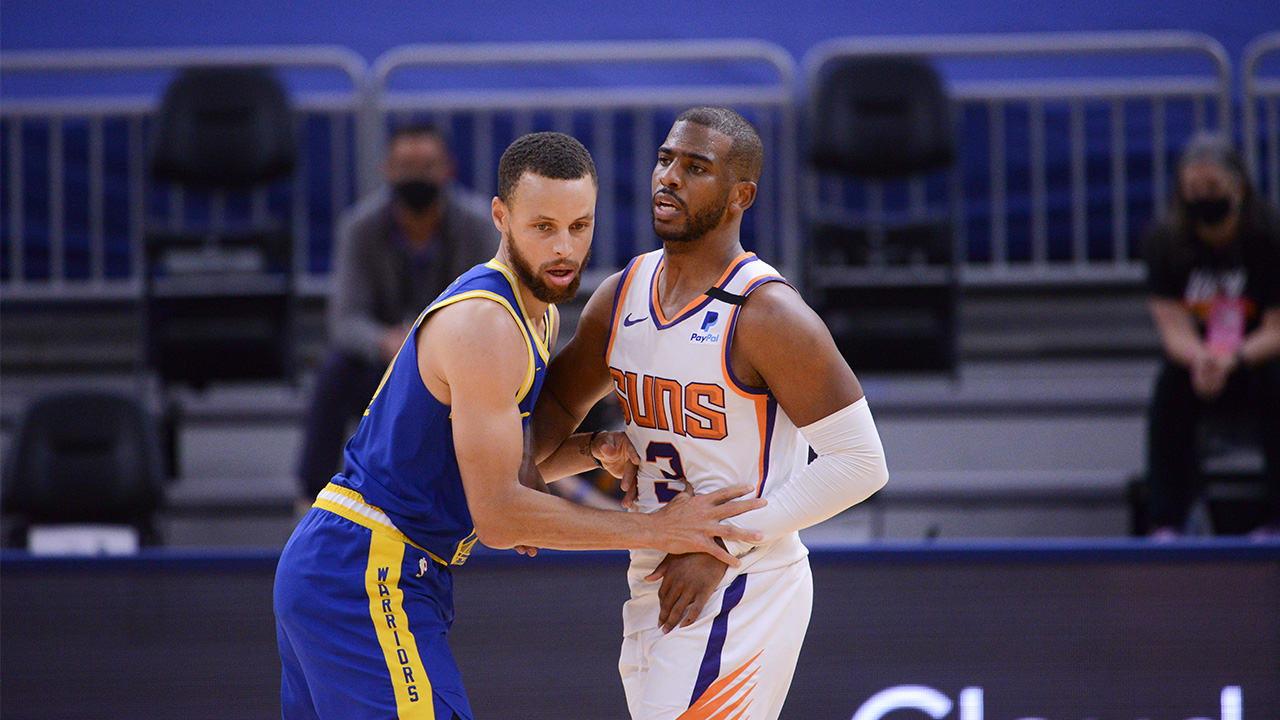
[1146,359,1280,530]
[1143,203,1280,335]
[297,187,497,498]
[330,187,498,364]
[1143,200,1280,531]
[296,349,385,499]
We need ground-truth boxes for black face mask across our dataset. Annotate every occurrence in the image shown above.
[393,180,441,212]
[1186,197,1233,227]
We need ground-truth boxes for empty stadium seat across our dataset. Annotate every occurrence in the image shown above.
[806,55,959,372]
[145,65,298,389]
[2,391,165,551]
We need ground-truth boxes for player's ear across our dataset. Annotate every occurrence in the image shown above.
[730,181,757,213]
[491,196,509,234]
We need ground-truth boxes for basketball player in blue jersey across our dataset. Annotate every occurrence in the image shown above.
[532,109,890,719]
[273,131,767,720]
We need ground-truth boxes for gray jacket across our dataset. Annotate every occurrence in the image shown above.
[329,186,498,362]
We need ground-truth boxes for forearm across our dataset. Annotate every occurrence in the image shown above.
[1239,313,1280,366]
[1149,298,1204,368]
[476,485,652,551]
[530,376,604,466]
[1156,321,1206,368]
[724,398,888,551]
[537,432,599,482]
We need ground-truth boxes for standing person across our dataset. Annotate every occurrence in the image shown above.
[532,108,889,719]
[1143,132,1280,538]
[274,132,766,720]
[295,122,496,504]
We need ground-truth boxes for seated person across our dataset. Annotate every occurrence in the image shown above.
[1142,132,1280,538]
[296,123,496,502]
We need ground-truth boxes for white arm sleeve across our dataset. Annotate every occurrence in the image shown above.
[723,397,888,556]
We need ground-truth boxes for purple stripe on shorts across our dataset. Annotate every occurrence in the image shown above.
[688,574,748,708]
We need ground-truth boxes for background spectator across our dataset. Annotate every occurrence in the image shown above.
[1142,132,1280,538]
[295,123,497,502]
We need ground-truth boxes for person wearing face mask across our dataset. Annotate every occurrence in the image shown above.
[1142,132,1280,538]
[295,123,497,504]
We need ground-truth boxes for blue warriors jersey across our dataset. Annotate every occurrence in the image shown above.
[331,259,556,566]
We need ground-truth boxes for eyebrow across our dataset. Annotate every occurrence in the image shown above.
[658,146,716,166]
[531,213,594,222]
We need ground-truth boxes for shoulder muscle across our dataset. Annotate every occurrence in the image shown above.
[733,281,863,426]
[419,298,531,406]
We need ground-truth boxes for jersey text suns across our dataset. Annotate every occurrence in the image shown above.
[609,368,728,441]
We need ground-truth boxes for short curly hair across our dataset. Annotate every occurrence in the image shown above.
[674,107,763,183]
[497,132,598,205]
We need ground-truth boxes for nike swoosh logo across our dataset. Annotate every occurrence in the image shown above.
[623,313,648,327]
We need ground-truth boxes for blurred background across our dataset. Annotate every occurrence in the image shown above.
[1,1,1278,718]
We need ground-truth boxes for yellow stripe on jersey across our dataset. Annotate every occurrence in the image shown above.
[364,304,435,416]
[450,529,478,565]
[485,260,551,362]
[315,483,448,566]
[546,303,559,349]
[366,532,434,719]
[425,288,538,405]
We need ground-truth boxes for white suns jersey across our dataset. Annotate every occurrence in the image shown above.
[606,250,810,584]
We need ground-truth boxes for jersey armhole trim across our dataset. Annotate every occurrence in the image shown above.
[486,259,551,362]
[721,275,787,399]
[605,256,644,365]
[424,290,538,403]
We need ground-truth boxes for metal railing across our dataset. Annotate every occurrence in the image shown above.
[1,34,1255,302]
[369,40,800,279]
[0,46,369,301]
[802,31,1233,287]
[1243,32,1280,210]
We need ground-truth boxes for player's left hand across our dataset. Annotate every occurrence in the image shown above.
[515,545,538,557]
[645,550,729,633]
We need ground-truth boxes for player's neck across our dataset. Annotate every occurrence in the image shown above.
[515,286,550,331]
[658,227,745,313]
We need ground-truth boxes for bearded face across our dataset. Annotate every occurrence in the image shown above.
[652,187,731,244]
[506,229,588,304]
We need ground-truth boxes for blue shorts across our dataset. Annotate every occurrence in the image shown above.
[274,506,473,719]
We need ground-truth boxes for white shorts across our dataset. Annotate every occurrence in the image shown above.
[619,557,813,720]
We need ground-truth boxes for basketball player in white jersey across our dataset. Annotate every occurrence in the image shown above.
[532,107,889,719]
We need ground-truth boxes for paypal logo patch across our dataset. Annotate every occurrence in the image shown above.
[689,311,721,344]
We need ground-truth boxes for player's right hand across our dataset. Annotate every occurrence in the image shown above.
[650,486,764,567]
[591,431,641,507]
[645,550,729,633]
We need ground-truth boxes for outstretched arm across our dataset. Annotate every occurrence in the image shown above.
[649,282,888,631]
[719,281,888,547]
[422,297,762,565]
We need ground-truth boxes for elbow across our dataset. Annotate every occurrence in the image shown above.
[849,453,889,502]
[470,506,521,549]
[473,521,517,550]
[867,448,890,496]
[870,462,889,496]
[471,512,514,545]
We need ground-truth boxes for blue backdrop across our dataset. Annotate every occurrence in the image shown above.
[3,0,1275,65]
